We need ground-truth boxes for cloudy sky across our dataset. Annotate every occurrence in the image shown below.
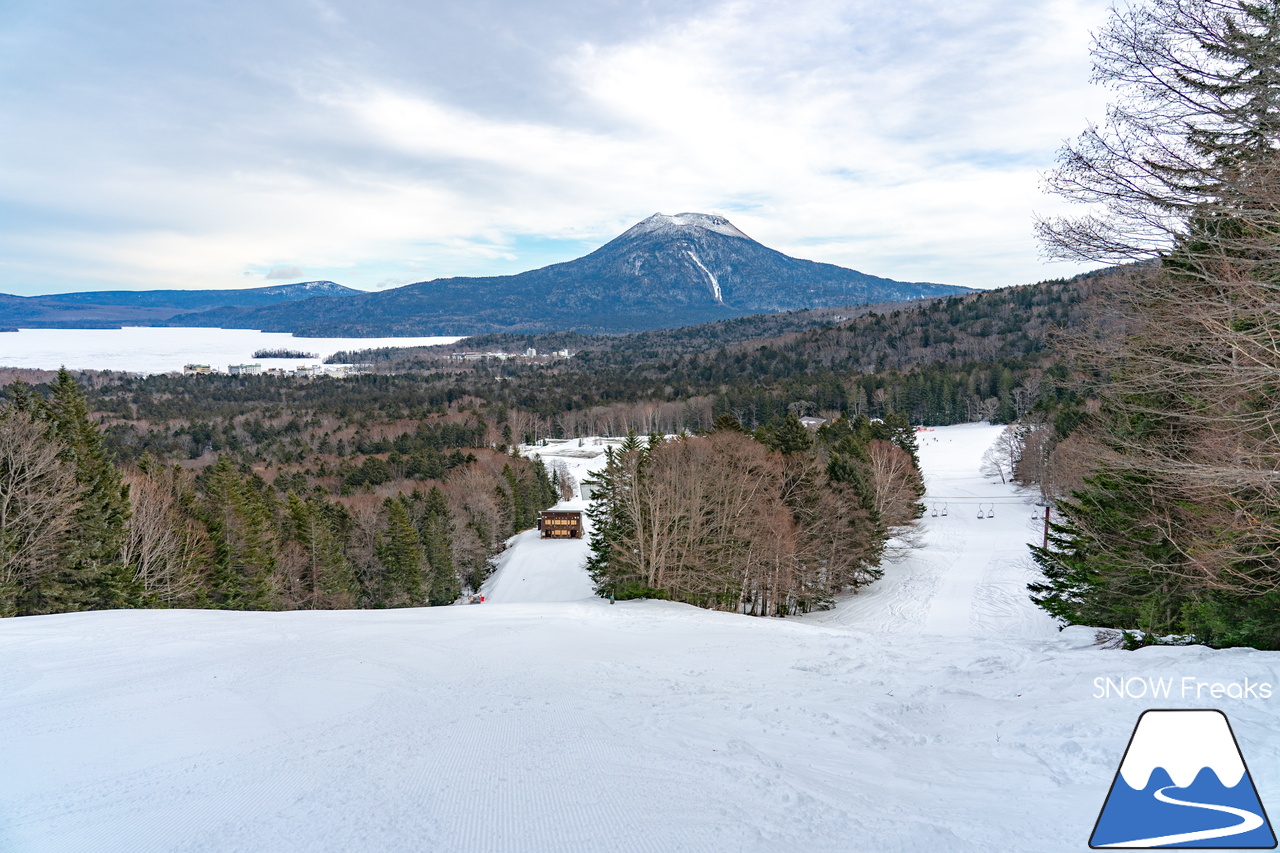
[0,0,1114,296]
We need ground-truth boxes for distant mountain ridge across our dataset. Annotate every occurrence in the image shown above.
[0,281,358,328]
[0,215,971,335]
[165,213,971,335]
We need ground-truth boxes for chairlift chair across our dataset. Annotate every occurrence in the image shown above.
[940,503,948,516]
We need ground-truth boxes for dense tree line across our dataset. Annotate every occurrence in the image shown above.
[327,304,897,367]
[314,274,1103,434]
[19,272,1112,470]
[585,413,923,614]
[0,371,557,617]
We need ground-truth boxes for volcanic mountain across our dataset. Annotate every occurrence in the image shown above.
[165,213,972,335]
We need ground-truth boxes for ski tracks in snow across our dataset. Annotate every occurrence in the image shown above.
[809,424,1060,641]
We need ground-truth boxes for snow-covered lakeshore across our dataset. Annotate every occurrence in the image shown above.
[0,327,462,375]
[4,425,1279,852]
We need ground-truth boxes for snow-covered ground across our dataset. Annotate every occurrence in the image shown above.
[810,423,1061,640]
[477,438,615,604]
[4,425,1280,852]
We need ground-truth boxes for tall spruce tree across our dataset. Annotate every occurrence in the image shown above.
[826,434,884,534]
[584,432,646,597]
[376,498,423,607]
[764,413,814,455]
[199,456,278,610]
[40,369,137,612]
[285,492,355,607]
[420,486,459,605]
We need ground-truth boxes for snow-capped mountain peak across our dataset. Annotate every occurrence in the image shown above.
[623,212,751,240]
[139,214,969,334]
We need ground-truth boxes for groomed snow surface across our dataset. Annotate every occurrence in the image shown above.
[5,424,1280,852]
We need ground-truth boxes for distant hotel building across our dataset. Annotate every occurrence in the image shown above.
[448,349,574,362]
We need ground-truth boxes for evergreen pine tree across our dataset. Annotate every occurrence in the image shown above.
[827,434,884,533]
[528,458,557,512]
[39,369,138,612]
[285,493,356,607]
[711,413,744,433]
[873,412,919,467]
[584,432,645,596]
[766,413,813,455]
[199,456,278,610]
[1028,470,1185,634]
[376,498,423,606]
[421,486,459,605]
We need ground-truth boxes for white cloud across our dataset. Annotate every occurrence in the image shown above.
[0,0,1115,294]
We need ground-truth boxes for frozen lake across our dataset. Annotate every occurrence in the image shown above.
[0,327,464,375]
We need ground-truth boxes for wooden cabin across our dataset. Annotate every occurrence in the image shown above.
[538,510,583,539]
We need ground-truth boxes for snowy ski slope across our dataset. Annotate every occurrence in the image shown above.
[3,425,1279,852]
[810,423,1061,639]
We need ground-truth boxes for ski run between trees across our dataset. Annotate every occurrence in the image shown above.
[495,423,1060,641]
[4,423,1278,853]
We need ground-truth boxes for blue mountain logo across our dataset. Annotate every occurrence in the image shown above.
[1091,709,1276,848]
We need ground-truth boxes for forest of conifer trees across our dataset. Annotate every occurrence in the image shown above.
[0,370,558,617]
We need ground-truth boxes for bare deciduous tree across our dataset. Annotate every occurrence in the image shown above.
[867,439,924,529]
[0,408,79,614]
[1031,0,1280,641]
[592,431,885,614]
[980,424,1024,485]
[1012,417,1056,503]
[550,460,577,501]
[120,467,205,604]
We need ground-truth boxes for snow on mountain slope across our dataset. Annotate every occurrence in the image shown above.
[621,212,752,241]
[4,427,1279,853]
[684,250,725,303]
